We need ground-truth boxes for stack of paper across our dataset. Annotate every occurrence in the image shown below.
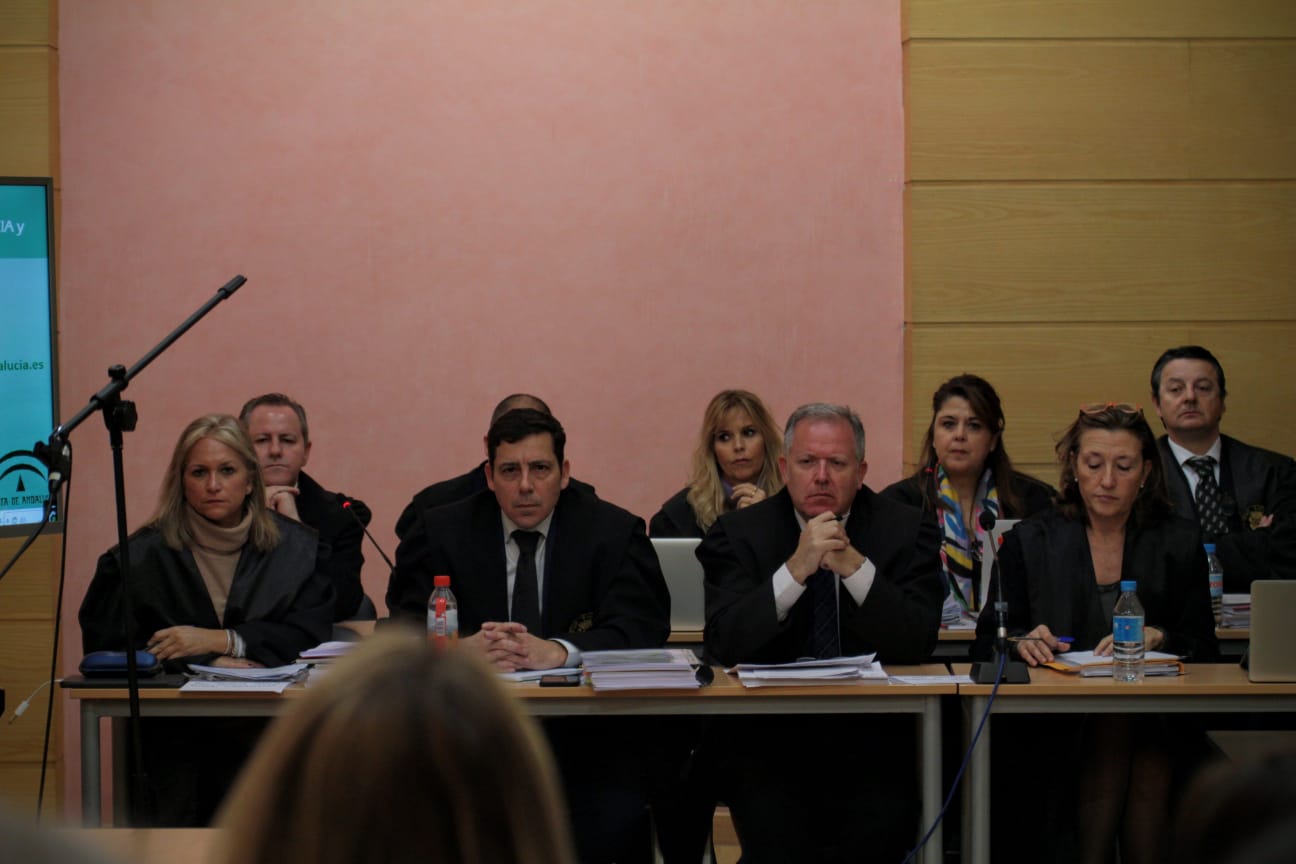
[1221,594,1250,629]
[182,662,310,693]
[730,654,889,688]
[298,641,360,662]
[1043,650,1182,677]
[581,648,703,691]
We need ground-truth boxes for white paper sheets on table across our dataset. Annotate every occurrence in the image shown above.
[728,653,888,688]
[583,648,702,691]
[180,680,295,693]
[181,662,310,692]
[298,641,360,661]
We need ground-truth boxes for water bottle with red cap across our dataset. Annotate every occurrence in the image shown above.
[427,574,459,648]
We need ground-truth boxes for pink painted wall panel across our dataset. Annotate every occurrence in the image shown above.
[57,0,903,810]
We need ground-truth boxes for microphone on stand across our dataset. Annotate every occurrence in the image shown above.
[342,499,396,573]
[970,510,1030,685]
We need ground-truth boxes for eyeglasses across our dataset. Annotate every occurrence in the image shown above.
[1079,402,1143,418]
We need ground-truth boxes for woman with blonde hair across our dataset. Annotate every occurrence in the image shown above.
[651,389,783,538]
[79,413,334,824]
[217,634,574,864]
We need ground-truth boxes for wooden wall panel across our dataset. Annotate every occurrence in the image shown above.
[907,41,1296,181]
[0,619,60,763]
[908,324,1296,466]
[0,536,57,619]
[0,0,54,46]
[0,763,58,815]
[905,0,1296,40]
[0,47,54,176]
[1189,44,1296,179]
[908,183,1296,322]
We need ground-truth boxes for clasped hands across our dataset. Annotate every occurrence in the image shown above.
[786,511,865,584]
[463,621,568,672]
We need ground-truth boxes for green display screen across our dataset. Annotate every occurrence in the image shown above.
[0,178,58,534]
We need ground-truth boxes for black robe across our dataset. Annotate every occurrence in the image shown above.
[294,470,369,620]
[973,507,1219,661]
[79,512,334,669]
[1158,434,1296,591]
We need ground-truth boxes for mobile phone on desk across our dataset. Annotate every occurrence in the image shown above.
[539,673,582,687]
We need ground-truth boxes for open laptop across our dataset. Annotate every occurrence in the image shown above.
[1246,580,1296,682]
[651,537,706,632]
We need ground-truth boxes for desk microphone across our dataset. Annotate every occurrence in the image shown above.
[970,510,1030,685]
[342,499,396,573]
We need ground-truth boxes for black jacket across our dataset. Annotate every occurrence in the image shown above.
[387,484,669,652]
[1159,434,1296,591]
[973,508,1219,661]
[699,486,943,667]
[649,487,706,539]
[80,513,334,669]
[294,470,369,620]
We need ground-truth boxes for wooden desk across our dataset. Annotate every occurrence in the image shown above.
[65,828,217,864]
[957,664,1296,864]
[70,665,954,864]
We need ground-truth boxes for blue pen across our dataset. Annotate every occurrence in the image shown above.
[1009,636,1074,644]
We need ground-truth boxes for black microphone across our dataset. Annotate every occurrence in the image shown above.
[342,499,396,573]
[970,510,1030,685]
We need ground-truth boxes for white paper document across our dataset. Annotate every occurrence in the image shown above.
[728,653,888,688]
[187,662,310,682]
[180,680,294,693]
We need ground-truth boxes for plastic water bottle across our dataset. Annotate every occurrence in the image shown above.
[1204,543,1224,626]
[1112,580,1145,683]
[427,574,459,648]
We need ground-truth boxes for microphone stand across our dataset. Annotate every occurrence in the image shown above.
[969,511,1030,685]
[32,275,247,824]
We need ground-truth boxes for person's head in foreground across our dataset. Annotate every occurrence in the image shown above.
[216,634,574,864]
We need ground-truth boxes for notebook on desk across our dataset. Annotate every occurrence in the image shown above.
[1247,580,1296,683]
[651,537,705,632]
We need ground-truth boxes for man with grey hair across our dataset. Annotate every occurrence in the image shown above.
[699,402,942,862]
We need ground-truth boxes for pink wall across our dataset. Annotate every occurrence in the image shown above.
[57,0,904,811]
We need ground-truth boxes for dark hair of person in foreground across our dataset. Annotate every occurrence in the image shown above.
[215,634,575,864]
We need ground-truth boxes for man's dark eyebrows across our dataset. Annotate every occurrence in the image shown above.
[528,459,555,469]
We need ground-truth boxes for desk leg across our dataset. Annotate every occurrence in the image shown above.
[968,696,991,864]
[80,702,101,826]
[919,696,942,864]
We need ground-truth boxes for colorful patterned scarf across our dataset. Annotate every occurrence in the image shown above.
[935,466,999,615]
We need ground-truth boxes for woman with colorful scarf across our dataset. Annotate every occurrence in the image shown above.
[881,374,1054,624]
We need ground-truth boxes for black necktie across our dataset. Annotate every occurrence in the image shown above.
[511,530,542,632]
[809,567,841,659]
[1187,456,1228,536]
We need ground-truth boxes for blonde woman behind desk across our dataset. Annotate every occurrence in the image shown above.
[215,634,573,864]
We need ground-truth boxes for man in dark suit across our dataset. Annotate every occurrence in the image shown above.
[1151,346,1296,590]
[700,402,942,863]
[393,392,594,540]
[389,408,669,862]
[240,393,372,621]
